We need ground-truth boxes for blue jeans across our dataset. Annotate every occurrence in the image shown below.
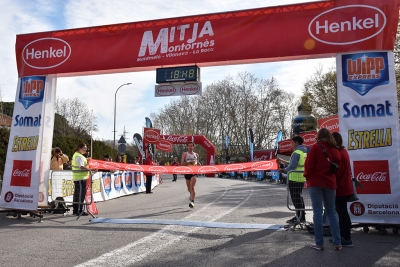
[309,186,341,246]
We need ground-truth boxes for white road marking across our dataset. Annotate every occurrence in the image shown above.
[76,186,278,267]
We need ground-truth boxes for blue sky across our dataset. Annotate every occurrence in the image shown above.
[0,0,334,141]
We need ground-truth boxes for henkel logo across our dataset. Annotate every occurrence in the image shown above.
[4,191,14,202]
[102,162,121,170]
[319,116,339,133]
[301,133,317,147]
[19,76,46,109]
[349,202,365,216]
[149,166,168,173]
[125,164,144,172]
[180,84,201,95]
[89,161,99,169]
[173,166,193,173]
[198,166,219,173]
[251,161,273,171]
[156,85,176,96]
[224,164,246,171]
[157,139,173,151]
[279,140,293,152]
[342,52,389,96]
[309,5,386,45]
[10,160,32,187]
[144,129,160,143]
[353,160,390,194]
[22,38,71,69]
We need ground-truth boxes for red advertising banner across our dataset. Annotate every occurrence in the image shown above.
[278,139,293,155]
[143,128,160,144]
[299,131,317,148]
[15,0,399,77]
[253,149,275,161]
[156,139,173,152]
[318,114,339,133]
[89,159,278,174]
[85,175,98,215]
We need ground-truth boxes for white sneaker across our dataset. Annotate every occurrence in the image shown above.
[189,202,194,208]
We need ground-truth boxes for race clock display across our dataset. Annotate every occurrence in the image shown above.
[156,65,200,84]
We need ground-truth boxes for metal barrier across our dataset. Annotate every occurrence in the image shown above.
[285,170,313,229]
[50,170,94,219]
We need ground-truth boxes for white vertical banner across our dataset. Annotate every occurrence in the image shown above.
[39,75,57,207]
[337,51,400,224]
[0,76,47,210]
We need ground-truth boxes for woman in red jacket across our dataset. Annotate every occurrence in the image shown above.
[332,132,354,247]
[304,128,342,251]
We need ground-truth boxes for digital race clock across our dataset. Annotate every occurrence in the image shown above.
[156,65,200,84]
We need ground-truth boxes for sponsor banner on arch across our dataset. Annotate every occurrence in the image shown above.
[318,114,339,133]
[336,51,400,223]
[155,82,202,97]
[143,127,160,144]
[0,76,47,210]
[15,0,399,77]
[89,159,278,174]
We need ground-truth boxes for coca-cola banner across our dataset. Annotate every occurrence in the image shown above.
[89,159,278,174]
[318,114,339,133]
[0,76,48,210]
[15,0,399,77]
[143,127,160,144]
[160,135,215,166]
[337,51,400,224]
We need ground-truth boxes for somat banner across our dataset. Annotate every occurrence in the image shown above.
[15,0,399,77]
[337,51,400,224]
[89,159,278,174]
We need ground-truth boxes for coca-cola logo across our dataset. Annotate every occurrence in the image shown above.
[353,160,390,194]
[144,129,160,143]
[180,83,201,95]
[22,38,72,69]
[349,202,365,216]
[173,166,193,173]
[224,164,246,171]
[308,5,386,45]
[319,117,339,133]
[10,160,32,187]
[251,161,273,171]
[163,135,190,144]
[198,166,219,173]
[125,164,144,172]
[149,166,168,173]
[156,85,176,96]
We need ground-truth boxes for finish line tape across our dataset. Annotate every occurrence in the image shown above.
[90,218,285,230]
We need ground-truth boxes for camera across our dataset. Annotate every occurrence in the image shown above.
[86,149,90,153]
[55,148,61,153]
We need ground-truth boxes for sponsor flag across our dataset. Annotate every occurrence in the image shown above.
[337,51,400,224]
[0,76,47,210]
[143,128,160,144]
[249,128,254,162]
[133,133,145,160]
[275,130,283,157]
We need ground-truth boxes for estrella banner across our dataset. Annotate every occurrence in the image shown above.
[336,51,400,224]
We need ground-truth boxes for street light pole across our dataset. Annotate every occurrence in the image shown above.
[113,83,132,149]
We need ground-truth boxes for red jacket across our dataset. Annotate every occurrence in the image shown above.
[144,156,155,176]
[335,146,354,196]
[304,141,341,189]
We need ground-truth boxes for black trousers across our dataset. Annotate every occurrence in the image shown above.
[73,180,87,214]
[173,174,177,181]
[288,180,305,219]
[146,175,152,193]
[336,196,352,240]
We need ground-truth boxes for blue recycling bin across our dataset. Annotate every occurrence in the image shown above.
[256,170,264,180]
[271,170,280,181]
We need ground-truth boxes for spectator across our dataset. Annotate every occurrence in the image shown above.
[304,128,342,251]
[332,132,354,247]
[63,159,72,170]
[50,147,69,170]
[144,153,155,193]
[115,155,123,162]
[103,155,112,162]
[171,157,179,182]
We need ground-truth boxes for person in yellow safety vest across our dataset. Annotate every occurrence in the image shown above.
[278,136,307,223]
[71,143,93,216]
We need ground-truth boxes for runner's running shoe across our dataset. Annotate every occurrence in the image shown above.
[189,202,194,208]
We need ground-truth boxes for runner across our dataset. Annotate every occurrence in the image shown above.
[181,142,200,208]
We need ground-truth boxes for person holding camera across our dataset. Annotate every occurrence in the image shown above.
[50,147,69,170]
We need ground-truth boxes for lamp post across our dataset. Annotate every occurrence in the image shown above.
[113,83,132,149]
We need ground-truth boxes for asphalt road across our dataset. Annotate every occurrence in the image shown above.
[0,174,399,267]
